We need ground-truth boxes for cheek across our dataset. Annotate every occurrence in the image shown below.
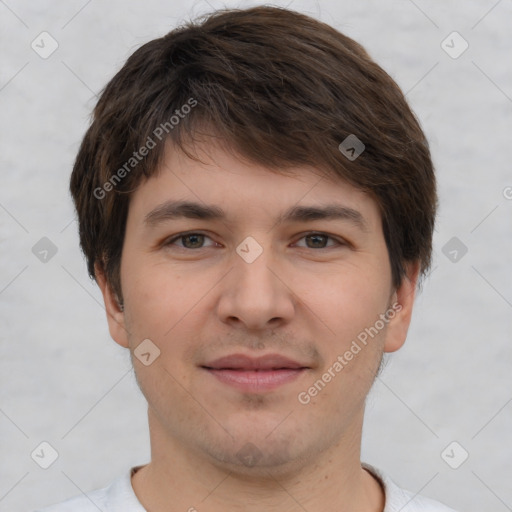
[121,267,196,401]
[298,272,388,409]
[296,265,388,346]
[121,262,181,338]
[121,262,211,361]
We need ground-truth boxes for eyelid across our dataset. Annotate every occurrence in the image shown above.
[163,230,347,249]
[292,232,346,248]
[163,231,217,248]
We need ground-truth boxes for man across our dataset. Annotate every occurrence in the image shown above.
[37,5,457,511]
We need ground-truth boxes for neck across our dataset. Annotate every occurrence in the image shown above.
[131,408,385,512]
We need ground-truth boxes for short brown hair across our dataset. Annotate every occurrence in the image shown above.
[71,5,437,304]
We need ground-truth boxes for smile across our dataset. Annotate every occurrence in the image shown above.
[203,367,308,392]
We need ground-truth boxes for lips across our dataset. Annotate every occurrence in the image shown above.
[202,353,308,371]
[201,353,310,393]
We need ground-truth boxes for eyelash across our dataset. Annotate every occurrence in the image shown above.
[163,231,346,251]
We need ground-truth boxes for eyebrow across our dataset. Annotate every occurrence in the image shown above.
[144,200,370,233]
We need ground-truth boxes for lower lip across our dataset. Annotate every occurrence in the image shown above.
[204,368,307,392]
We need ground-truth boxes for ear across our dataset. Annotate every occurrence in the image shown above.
[383,260,421,353]
[95,262,130,348]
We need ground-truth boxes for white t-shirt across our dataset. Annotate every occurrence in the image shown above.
[35,463,457,511]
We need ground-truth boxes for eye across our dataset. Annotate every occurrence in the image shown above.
[294,232,345,249]
[163,231,345,251]
[164,232,217,250]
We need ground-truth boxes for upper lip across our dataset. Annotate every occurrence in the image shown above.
[202,353,309,370]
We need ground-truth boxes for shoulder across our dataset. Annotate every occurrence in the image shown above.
[34,468,145,512]
[363,463,459,512]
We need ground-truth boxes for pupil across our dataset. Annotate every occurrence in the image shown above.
[308,234,326,248]
[185,234,203,248]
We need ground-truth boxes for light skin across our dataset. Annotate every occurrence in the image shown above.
[97,140,420,512]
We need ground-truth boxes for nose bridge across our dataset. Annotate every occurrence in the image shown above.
[233,236,279,298]
[237,240,275,288]
[216,235,294,328]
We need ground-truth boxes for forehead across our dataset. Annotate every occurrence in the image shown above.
[127,141,382,232]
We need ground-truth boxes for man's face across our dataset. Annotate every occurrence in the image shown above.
[100,142,417,473]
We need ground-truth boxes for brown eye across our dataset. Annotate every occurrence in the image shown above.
[295,233,344,249]
[165,232,215,250]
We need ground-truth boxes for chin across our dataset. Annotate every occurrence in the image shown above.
[197,422,311,474]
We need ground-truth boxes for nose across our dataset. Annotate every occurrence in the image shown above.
[216,243,296,331]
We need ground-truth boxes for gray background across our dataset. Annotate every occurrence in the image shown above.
[1,0,511,511]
